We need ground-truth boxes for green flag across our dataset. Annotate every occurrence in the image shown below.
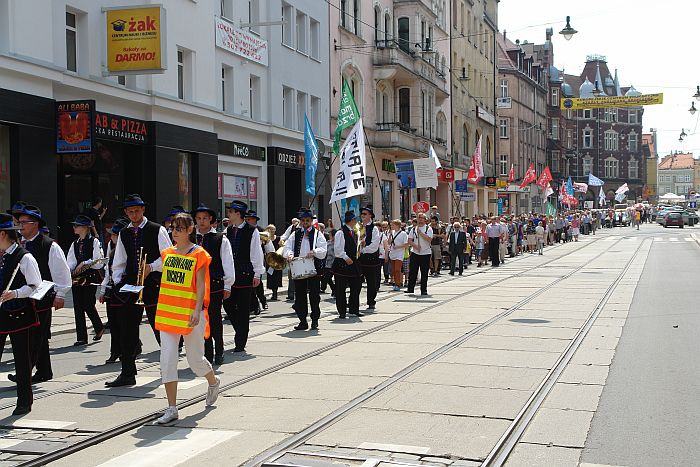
[333,80,360,155]
[545,201,557,216]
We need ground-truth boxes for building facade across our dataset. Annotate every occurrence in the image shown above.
[450,0,497,216]
[0,0,330,246]
[657,153,696,197]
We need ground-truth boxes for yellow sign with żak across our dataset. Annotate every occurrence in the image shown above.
[105,6,164,74]
[560,93,663,110]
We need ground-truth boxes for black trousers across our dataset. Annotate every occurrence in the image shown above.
[360,264,380,307]
[334,274,361,316]
[449,249,464,274]
[204,288,225,362]
[320,269,335,294]
[286,271,295,299]
[9,328,34,408]
[294,276,321,322]
[251,281,266,311]
[30,310,53,379]
[407,253,430,294]
[488,237,500,266]
[223,286,252,351]
[72,285,104,342]
[119,303,144,378]
[106,301,122,357]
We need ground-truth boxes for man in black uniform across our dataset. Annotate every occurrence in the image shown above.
[106,194,172,387]
[357,206,382,311]
[193,203,235,365]
[222,201,264,353]
[332,211,362,318]
[245,210,268,315]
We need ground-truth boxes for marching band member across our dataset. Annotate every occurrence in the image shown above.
[280,217,300,302]
[193,203,235,366]
[332,211,362,318]
[107,194,172,387]
[222,201,265,353]
[357,206,381,311]
[0,213,42,415]
[163,206,186,243]
[154,213,220,425]
[66,214,105,346]
[282,209,327,330]
[9,205,71,385]
[265,224,283,301]
[245,210,268,315]
[99,218,132,364]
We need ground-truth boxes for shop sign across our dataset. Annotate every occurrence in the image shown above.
[476,106,495,125]
[56,100,95,154]
[455,179,468,193]
[215,16,269,66]
[268,147,305,169]
[497,97,512,109]
[382,159,396,173]
[499,183,530,193]
[411,201,430,214]
[105,6,166,74]
[437,168,455,182]
[460,192,476,202]
[218,140,266,161]
[496,178,508,189]
[484,176,497,187]
[94,111,150,144]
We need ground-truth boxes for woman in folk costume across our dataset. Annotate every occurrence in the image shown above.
[154,213,220,425]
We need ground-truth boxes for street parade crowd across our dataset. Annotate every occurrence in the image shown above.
[0,196,650,422]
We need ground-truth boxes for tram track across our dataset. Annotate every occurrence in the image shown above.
[16,235,608,466]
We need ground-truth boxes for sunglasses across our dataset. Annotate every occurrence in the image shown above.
[173,226,189,233]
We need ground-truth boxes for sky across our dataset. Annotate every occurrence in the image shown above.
[498,0,700,159]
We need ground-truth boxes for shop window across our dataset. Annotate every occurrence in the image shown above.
[222,175,258,216]
[0,125,10,209]
[178,152,193,211]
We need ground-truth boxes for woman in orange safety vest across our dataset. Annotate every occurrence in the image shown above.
[154,213,220,425]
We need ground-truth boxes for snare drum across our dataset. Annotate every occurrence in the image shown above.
[290,257,318,280]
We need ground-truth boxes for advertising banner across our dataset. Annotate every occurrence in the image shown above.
[56,100,95,154]
[560,93,663,110]
[105,6,165,74]
[215,16,269,66]
[395,161,416,189]
[94,111,150,144]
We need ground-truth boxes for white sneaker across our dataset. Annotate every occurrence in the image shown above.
[156,406,178,424]
[206,377,220,407]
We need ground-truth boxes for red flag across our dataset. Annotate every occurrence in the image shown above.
[467,136,484,183]
[519,163,536,188]
[508,163,514,183]
[536,166,553,190]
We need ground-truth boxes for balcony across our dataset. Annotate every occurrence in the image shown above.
[367,122,449,162]
[372,42,448,98]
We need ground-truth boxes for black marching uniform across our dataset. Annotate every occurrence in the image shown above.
[266,236,283,300]
[358,222,382,309]
[332,225,362,318]
[102,239,123,361]
[197,230,228,364]
[68,235,104,343]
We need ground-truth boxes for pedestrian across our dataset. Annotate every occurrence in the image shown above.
[571,215,580,242]
[475,222,486,267]
[321,229,336,296]
[280,218,300,301]
[154,213,220,425]
[265,224,283,301]
[634,210,641,230]
[406,213,433,295]
[66,214,105,346]
[448,222,467,275]
[535,221,545,255]
[429,216,443,276]
[357,206,381,310]
[387,220,408,291]
[245,210,268,315]
[379,221,391,285]
[525,220,536,253]
[486,217,502,266]
[332,211,362,318]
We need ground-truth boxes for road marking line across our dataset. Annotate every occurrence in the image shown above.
[96,428,241,466]
[358,442,431,455]
[670,237,679,242]
[6,419,78,430]
[684,237,695,241]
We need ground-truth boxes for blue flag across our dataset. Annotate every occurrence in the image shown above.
[566,177,574,196]
[304,114,319,196]
[588,173,604,186]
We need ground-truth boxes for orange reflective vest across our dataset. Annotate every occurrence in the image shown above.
[155,246,211,337]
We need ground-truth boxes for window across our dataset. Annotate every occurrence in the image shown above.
[628,110,638,124]
[382,92,389,122]
[452,0,458,28]
[550,118,559,140]
[605,157,619,178]
[282,2,293,46]
[566,129,573,149]
[374,7,381,44]
[117,75,126,86]
[353,0,360,35]
[296,91,307,132]
[310,96,321,134]
[628,132,638,152]
[296,11,307,53]
[500,79,508,98]
[310,19,320,59]
[566,109,573,119]
[499,155,508,176]
[249,75,261,120]
[551,151,560,173]
[65,12,77,72]
[485,137,492,164]
[551,88,559,107]
[398,88,410,127]
[340,0,347,28]
[582,157,593,175]
[177,49,184,99]
[583,109,592,119]
[604,130,618,151]
[283,86,294,129]
[462,125,469,158]
[221,66,227,111]
[436,113,446,142]
[499,119,508,138]
[221,0,233,19]
[421,90,427,135]
[398,17,410,53]
[583,128,593,148]
[248,0,260,34]
[628,159,638,179]
[384,13,391,42]
[605,108,617,123]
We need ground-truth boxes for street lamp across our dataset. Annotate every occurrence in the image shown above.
[690,102,697,115]
[559,16,578,41]
[694,85,700,101]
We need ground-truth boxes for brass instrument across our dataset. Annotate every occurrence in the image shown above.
[265,244,288,270]
[259,230,270,245]
[354,222,366,256]
[135,247,146,305]
[71,258,108,286]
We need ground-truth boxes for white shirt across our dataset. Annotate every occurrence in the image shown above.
[197,227,236,289]
[388,229,408,261]
[66,237,104,272]
[485,223,502,239]
[361,224,381,255]
[535,225,545,239]
[282,228,327,260]
[334,226,355,261]
[111,216,173,285]
[3,243,42,299]
[99,241,115,295]
[408,225,433,255]
[22,233,72,299]
[230,222,266,276]
[280,224,299,242]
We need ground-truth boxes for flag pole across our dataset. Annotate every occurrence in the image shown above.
[361,126,385,218]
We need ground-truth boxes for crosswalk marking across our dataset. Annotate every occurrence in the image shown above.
[655,237,664,242]
[670,237,679,242]
[685,237,695,242]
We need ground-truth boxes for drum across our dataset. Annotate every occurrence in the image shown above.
[290,257,318,280]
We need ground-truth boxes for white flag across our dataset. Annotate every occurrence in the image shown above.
[329,119,366,204]
[615,183,629,195]
[429,144,442,169]
[544,183,554,198]
[599,187,606,205]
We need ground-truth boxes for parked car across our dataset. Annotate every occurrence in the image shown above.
[682,210,699,226]
[662,212,684,228]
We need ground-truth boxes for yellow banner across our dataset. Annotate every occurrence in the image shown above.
[106,7,163,74]
[560,93,663,110]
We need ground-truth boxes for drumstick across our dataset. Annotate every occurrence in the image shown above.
[0,263,21,305]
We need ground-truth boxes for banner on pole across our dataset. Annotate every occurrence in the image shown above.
[329,119,366,203]
[413,158,439,188]
[304,114,319,196]
[560,93,663,110]
[333,80,360,155]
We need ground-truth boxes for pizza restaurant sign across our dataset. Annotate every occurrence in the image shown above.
[215,16,269,66]
[94,112,150,144]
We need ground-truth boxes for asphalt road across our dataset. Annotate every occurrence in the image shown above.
[581,226,700,467]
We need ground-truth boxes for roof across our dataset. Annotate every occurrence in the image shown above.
[658,153,696,170]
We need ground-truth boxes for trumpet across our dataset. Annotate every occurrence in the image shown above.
[71,258,108,286]
[135,247,146,306]
[354,222,366,256]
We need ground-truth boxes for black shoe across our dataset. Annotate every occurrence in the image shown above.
[311,321,319,330]
[449,272,455,275]
[367,305,375,310]
[339,314,347,319]
[105,375,136,387]
[105,354,121,364]
[233,348,245,353]
[12,406,31,416]
[420,292,429,296]
[214,355,224,365]
[459,272,463,276]
[73,340,88,346]
[350,311,363,317]
[294,322,309,331]
[33,373,52,384]
[7,374,16,382]
[254,308,261,316]
[93,327,105,341]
